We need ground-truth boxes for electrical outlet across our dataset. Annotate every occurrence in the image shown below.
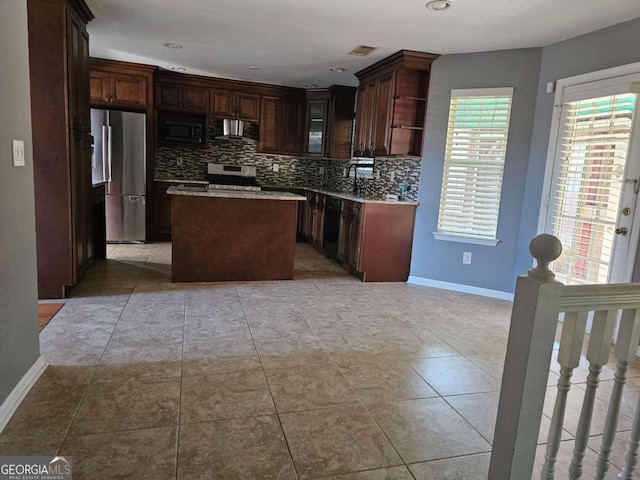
[12,140,25,167]
[319,166,325,174]
[390,171,395,182]
[176,157,183,167]
[375,169,380,180]
[343,167,347,176]
[463,252,472,264]
[273,163,279,172]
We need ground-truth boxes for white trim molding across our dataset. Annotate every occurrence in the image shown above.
[408,275,515,301]
[0,356,47,433]
[433,232,500,246]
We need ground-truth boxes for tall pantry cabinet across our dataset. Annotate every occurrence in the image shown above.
[27,0,94,299]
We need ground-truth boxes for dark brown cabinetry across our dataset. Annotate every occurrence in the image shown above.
[354,50,438,157]
[153,181,206,240]
[27,0,94,298]
[337,200,361,268]
[303,191,325,249]
[305,86,356,159]
[156,82,208,113]
[210,90,260,122]
[89,58,154,110]
[259,95,305,155]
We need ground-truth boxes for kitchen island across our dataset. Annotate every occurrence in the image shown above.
[167,186,305,282]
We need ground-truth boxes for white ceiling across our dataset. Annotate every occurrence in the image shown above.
[86,0,640,88]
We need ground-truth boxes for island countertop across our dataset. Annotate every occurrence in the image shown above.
[166,185,305,201]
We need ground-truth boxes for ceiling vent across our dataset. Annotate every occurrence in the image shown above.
[348,45,378,57]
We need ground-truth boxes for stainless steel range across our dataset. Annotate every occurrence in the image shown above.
[207,163,261,191]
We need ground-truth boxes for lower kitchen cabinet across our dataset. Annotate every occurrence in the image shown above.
[337,200,359,267]
[305,192,325,250]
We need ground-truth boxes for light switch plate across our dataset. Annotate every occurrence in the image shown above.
[463,251,472,264]
[273,163,279,172]
[12,140,25,167]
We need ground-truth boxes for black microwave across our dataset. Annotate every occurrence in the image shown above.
[159,118,204,144]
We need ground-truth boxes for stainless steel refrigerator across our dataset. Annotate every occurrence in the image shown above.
[91,109,146,242]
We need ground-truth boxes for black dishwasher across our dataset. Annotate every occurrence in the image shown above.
[323,197,341,260]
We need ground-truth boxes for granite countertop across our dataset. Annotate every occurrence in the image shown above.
[159,179,418,205]
[154,178,209,185]
[264,185,419,206]
[167,186,305,201]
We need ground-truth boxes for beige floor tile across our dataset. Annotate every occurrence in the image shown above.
[45,303,124,327]
[40,323,115,366]
[69,378,180,435]
[65,286,133,305]
[255,336,332,370]
[0,437,63,455]
[183,315,252,342]
[315,331,392,355]
[368,398,491,463]
[409,452,491,480]
[180,371,275,423]
[593,376,640,420]
[61,427,176,480]
[409,356,501,396]
[265,365,360,413]
[319,466,414,479]
[182,353,262,377]
[178,416,296,480]
[245,310,314,339]
[0,384,86,443]
[445,391,572,445]
[338,360,438,406]
[280,405,402,479]
[35,365,96,387]
[434,328,508,356]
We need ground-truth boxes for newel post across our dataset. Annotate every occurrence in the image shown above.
[488,234,564,480]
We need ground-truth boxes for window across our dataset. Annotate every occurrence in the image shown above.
[434,87,514,246]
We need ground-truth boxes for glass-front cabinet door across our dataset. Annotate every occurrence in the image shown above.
[306,101,326,156]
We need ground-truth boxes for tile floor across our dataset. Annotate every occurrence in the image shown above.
[1,242,639,479]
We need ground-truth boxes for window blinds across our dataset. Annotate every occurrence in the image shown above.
[437,88,514,240]
[550,93,636,284]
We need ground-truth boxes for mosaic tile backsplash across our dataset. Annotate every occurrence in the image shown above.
[155,120,421,201]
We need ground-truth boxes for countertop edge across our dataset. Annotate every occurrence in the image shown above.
[167,186,305,201]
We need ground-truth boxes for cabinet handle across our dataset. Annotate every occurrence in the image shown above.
[105,93,111,102]
[370,143,375,152]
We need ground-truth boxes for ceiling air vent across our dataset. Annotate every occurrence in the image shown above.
[348,45,378,57]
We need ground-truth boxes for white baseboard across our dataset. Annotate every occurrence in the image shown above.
[0,356,47,433]
[408,275,515,301]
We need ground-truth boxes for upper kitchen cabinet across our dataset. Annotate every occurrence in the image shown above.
[258,94,305,156]
[305,86,356,159]
[354,50,439,157]
[89,58,155,110]
[210,89,260,122]
[27,0,94,299]
[155,72,209,113]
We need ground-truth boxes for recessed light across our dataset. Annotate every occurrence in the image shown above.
[163,42,183,49]
[328,67,346,73]
[171,66,186,71]
[248,65,261,70]
[425,0,451,10]
[304,84,318,88]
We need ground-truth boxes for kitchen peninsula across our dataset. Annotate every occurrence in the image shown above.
[168,186,305,282]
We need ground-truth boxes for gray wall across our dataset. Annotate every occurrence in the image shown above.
[513,17,640,280]
[411,18,640,294]
[410,48,542,293]
[0,0,40,405]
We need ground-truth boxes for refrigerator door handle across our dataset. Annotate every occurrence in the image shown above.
[101,125,108,182]
[107,125,113,183]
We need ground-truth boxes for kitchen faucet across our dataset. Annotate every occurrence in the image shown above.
[347,164,359,195]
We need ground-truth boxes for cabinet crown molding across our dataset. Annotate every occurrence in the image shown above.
[355,49,439,84]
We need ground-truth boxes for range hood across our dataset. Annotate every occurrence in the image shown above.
[215,119,252,141]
